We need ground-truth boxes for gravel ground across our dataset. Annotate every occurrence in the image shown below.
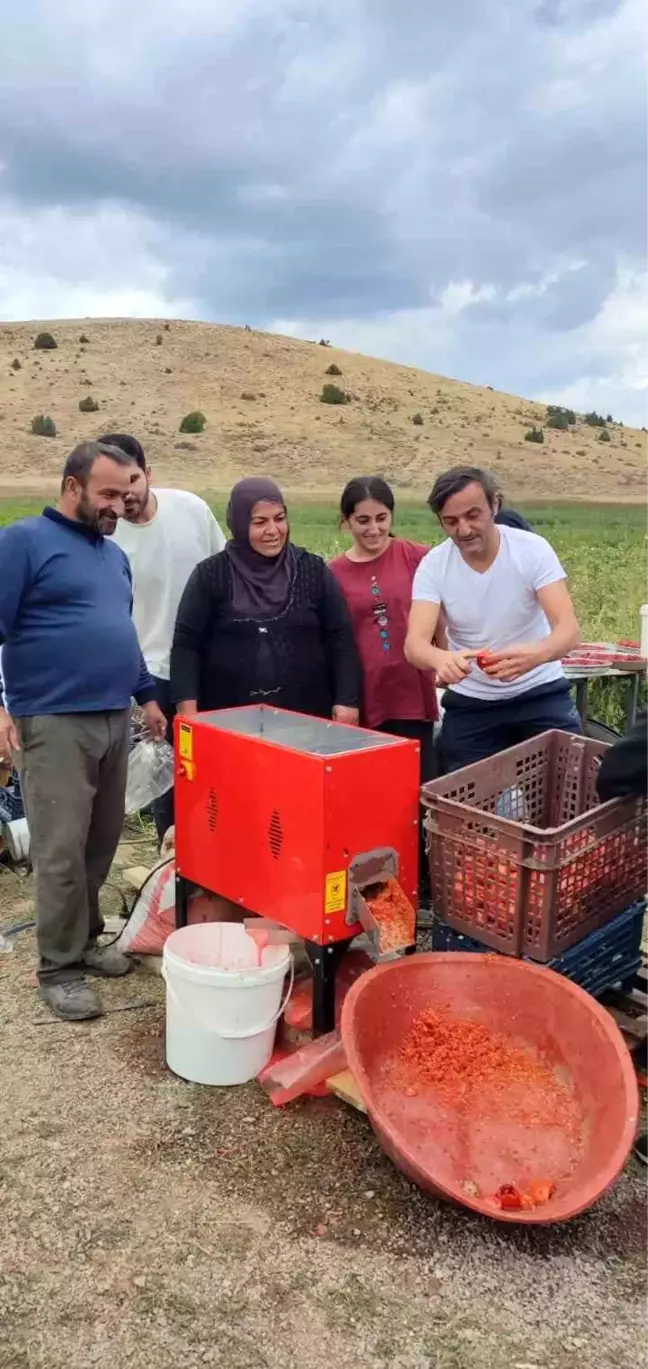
[0,859,645,1369]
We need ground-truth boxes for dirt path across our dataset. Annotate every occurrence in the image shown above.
[0,864,645,1369]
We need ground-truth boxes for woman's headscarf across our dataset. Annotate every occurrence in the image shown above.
[224,477,295,617]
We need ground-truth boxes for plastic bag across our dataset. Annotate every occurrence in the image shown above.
[496,786,528,821]
[118,860,249,956]
[125,740,174,815]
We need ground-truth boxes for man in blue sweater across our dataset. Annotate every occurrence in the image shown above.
[0,440,166,1021]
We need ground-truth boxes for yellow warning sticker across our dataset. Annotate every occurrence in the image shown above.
[178,723,193,761]
[325,870,347,915]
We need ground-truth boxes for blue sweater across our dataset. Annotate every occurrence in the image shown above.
[0,508,155,717]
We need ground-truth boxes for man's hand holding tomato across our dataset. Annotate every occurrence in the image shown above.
[478,642,547,682]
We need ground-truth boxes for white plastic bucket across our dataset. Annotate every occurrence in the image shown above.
[3,817,30,863]
[162,922,293,1087]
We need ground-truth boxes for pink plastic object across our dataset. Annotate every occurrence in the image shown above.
[245,920,296,949]
[258,1032,347,1105]
[283,949,373,1031]
[165,921,286,972]
[341,953,639,1224]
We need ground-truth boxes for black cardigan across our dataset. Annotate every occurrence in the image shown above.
[170,546,361,717]
[596,711,647,802]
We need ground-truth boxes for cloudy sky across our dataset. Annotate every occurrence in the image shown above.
[1,0,646,422]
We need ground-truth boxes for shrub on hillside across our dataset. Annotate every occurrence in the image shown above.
[584,411,606,428]
[79,396,99,413]
[179,410,207,433]
[34,332,57,350]
[524,426,544,444]
[155,334,163,346]
[31,414,56,437]
[240,392,256,401]
[598,429,611,443]
[79,334,90,344]
[325,363,342,376]
[546,406,576,430]
[10,358,21,371]
[412,413,424,426]
[320,384,349,406]
[547,404,576,426]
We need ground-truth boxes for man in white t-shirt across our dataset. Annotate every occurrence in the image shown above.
[104,434,226,840]
[405,466,581,771]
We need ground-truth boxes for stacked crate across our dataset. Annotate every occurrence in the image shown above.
[422,731,647,997]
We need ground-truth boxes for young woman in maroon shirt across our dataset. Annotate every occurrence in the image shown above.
[329,476,439,785]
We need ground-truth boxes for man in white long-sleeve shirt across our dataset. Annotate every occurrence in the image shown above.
[106,433,225,841]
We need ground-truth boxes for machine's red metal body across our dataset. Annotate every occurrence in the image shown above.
[174,705,419,946]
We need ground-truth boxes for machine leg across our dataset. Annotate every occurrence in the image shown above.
[175,873,191,929]
[575,678,589,729]
[304,939,353,1037]
[626,673,640,732]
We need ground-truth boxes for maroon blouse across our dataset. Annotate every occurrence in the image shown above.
[329,539,438,729]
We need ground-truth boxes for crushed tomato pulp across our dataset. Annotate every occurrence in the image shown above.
[389,1005,582,1208]
[364,878,415,953]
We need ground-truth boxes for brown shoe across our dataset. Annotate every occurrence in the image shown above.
[39,978,103,1021]
[83,942,132,978]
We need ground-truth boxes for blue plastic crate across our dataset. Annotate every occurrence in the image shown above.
[431,901,646,999]
[0,775,24,823]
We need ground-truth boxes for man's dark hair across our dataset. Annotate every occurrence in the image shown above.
[60,440,137,492]
[495,506,533,532]
[428,466,498,516]
[96,432,146,471]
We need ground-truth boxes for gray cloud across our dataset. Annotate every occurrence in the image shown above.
[0,0,645,420]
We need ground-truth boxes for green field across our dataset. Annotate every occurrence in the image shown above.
[1,496,645,727]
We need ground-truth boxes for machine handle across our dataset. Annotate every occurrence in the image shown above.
[161,960,295,1040]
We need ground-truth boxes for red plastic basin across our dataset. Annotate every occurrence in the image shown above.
[340,953,639,1224]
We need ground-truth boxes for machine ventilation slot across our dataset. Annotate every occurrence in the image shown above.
[268,810,284,859]
[206,789,219,832]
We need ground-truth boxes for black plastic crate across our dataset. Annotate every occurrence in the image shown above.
[431,900,645,999]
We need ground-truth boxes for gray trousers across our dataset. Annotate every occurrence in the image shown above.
[15,711,130,982]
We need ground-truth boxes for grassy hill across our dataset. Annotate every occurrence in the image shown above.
[0,317,644,499]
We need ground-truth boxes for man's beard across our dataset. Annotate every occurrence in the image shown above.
[123,486,150,522]
[77,493,117,535]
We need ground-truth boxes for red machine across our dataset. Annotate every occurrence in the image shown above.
[174,705,420,1033]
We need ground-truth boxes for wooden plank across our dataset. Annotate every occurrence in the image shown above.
[122,865,153,891]
[607,1005,647,1040]
[326,1068,367,1113]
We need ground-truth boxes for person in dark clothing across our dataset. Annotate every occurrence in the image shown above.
[494,491,532,532]
[170,477,361,723]
[596,711,648,1165]
[596,711,647,803]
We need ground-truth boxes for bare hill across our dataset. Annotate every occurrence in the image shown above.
[0,318,644,499]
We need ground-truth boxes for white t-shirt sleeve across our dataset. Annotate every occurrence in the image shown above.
[412,550,443,603]
[526,535,567,591]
